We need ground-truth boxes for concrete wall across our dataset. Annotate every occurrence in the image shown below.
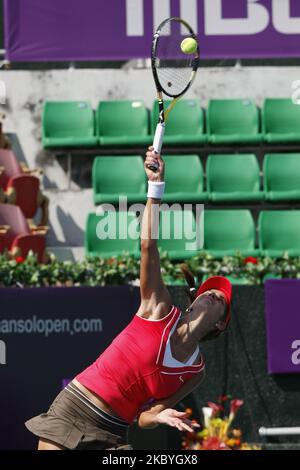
[0,66,298,256]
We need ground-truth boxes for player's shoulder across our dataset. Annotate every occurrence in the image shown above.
[136,302,176,321]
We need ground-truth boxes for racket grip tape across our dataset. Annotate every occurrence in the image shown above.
[148,123,165,172]
[153,122,165,154]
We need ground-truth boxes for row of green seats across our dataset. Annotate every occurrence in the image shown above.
[93,153,300,204]
[85,210,300,260]
[42,98,300,149]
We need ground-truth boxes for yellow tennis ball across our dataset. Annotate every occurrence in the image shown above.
[181,37,197,55]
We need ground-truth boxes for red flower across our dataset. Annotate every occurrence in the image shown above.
[202,437,230,451]
[243,257,258,264]
[218,395,228,403]
[230,399,244,415]
[15,256,25,263]
[207,401,224,416]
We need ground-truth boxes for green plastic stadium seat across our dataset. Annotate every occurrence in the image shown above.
[207,99,262,145]
[42,101,98,149]
[263,99,300,144]
[263,273,282,282]
[259,211,300,257]
[207,154,263,202]
[151,99,207,145]
[85,212,140,259]
[203,210,259,258]
[264,154,300,201]
[158,209,202,260]
[92,156,146,205]
[163,276,187,286]
[163,155,208,203]
[97,100,152,147]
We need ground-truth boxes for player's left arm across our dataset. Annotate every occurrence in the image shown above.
[138,368,206,431]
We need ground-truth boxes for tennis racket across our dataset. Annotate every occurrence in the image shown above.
[148,17,199,172]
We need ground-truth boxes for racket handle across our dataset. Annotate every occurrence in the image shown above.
[148,123,165,172]
[153,122,165,154]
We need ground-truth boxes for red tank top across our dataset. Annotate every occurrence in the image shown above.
[76,305,205,423]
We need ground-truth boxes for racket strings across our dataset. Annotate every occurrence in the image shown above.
[154,20,197,97]
[157,67,193,96]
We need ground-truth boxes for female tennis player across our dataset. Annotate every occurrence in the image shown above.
[25,148,232,450]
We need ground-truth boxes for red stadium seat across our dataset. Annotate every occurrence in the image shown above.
[0,224,9,252]
[11,234,46,263]
[0,150,46,222]
[0,149,22,189]
[0,204,27,250]
[6,175,40,219]
[0,204,46,262]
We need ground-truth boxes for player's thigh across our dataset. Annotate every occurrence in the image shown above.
[38,438,65,450]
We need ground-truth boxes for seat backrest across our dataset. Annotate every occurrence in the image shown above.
[207,154,260,193]
[96,100,149,137]
[0,203,29,250]
[263,99,300,134]
[92,156,146,196]
[163,155,204,194]
[13,234,46,263]
[204,210,256,250]
[0,149,22,190]
[264,153,300,191]
[158,208,198,252]
[43,101,95,138]
[208,99,260,135]
[7,175,40,218]
[151,99,204,136]
[85,211,140,256]
[259,211,300,250]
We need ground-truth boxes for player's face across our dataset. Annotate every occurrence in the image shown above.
[187,289,227,336]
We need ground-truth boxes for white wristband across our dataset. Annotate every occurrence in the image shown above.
[147,181,165,200]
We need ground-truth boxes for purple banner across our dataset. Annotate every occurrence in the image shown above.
[4,0,300,62]
[265,280,300,374]
[0,286,140,449]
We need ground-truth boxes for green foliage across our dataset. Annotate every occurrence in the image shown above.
[0,251,299,288]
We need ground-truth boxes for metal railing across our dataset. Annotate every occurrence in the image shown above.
[259,427,300,437]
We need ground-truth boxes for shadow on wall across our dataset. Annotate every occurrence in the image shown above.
[46,206,83,247]
[56,206,83,246]
[42,173,59,190]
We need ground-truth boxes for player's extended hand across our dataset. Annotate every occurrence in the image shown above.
[145,146,165,182]
[155,408,200,433]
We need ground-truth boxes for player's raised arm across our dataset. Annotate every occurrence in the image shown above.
[137,147,172,319]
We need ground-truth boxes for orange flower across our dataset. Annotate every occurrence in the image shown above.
[185,408,193,417]
[232,429,242,438]
[226,438,241,448]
